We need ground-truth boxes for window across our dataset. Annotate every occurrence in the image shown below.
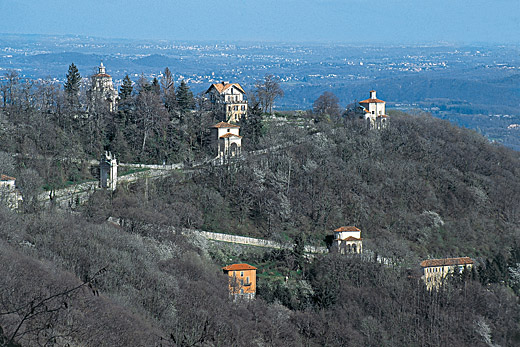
[240,271,244,277]
[227,129,230,132]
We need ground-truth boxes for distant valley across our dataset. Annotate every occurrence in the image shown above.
[1,33,519,149]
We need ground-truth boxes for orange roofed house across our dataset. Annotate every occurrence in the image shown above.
[358,90,388,129]
[222,263,257,300]
[205,82,248,123]
[211,122,242,159]
[332,226,363,254]
[421,257,474,290]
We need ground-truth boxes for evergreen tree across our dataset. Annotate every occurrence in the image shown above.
[160,67,176,112]
[176,80,194,112]
[119,75,133,101]
[151,78,160,95]
[239,101,264,149]
[64,63,81,107]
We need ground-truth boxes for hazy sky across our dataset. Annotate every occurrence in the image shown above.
[1,0,519,44]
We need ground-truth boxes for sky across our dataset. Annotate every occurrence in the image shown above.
[0,0,519,44]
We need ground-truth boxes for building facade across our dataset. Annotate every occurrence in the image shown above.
[0,174,22,209]
[222,263,257,300]
[332,226,363,254]
[421,257,474,290]
[205,82,248,123]
[88,62,118,112]
[358,90,388,129]
[211,122,242,159]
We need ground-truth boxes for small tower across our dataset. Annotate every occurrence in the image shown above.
[99,151,117,191]
[332,226,363,254]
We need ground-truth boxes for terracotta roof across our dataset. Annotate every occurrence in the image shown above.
[94,73,111,78]
[378,115,388,118]
[370,90,376,92]
[334,226,360,232]
[340,236,362,241]
[420,257,474,268]
[223,263,257,271]
[206,82,246,95]
[212,121,240,128]
[1,174,15,181]
[359,98,385,104]
[220,133,242,139]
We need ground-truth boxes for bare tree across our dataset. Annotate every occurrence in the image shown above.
[313,91,341,119]
[255,74,284,114]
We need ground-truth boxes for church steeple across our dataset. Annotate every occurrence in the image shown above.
[98,62,106,75]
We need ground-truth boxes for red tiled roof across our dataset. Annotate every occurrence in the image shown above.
[359,98,385,104]
[1,174,15,181]
[94,73,111,78]
[223,263,257,271]
[212,121,240,128]
[340,236,362,241]
[220,133,242,139]
[334,226,360,232]
[420,257,474,268]
[206,82,246,95]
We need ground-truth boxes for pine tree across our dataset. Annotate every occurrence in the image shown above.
[176,80,194,112]
[161,67,176,112]
[64,63,81,107]
[151,78,160,95]
[119,75,133,101]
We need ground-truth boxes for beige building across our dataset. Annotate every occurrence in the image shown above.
[0,174,22,209]
[358,90,388,129]
[332,226,363,254]
[211,122,242,159]
[205,82,248,123]
[88,62,118,112]
[421,257,474,290]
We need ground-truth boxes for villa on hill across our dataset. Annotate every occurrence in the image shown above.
[222,263,257,300]
[421,257,474,290]
[205,82,248,123]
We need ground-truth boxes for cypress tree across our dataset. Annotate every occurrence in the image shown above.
[119,75,133,101]
[176,80,194,112]
[64,63,81,106]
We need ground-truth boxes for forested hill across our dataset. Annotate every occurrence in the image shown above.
[1,110,520,346]
[96,111,520,262]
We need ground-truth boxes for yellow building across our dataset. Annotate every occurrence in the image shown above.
[222,263,257,300]
[421,257,474,290]
[205,82,248,123]
[332,226,363,254]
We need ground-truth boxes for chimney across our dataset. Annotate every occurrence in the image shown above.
[370,90,376,99]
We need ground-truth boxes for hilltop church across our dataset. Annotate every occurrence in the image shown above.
[87,62,118,112]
